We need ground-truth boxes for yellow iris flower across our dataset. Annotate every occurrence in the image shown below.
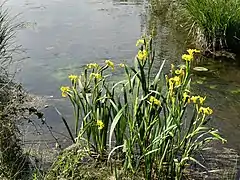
[90,73,102,80]
[175,68,184,75]
[137,49,148,61]
[183,92,190,103]
[198,107,213,115]
[199,96,206,105]
[87,63,99,69]
[187,49,200,56]
[68,74,78,82]
[182,49,200,61]
[173,76,181,86]
[60,86,70,97]
[97,120,104,130]
[190,95,200,103]
[169,76,181,86]
[190,95,206,104]
[149,96,161,106]
[105,60,114,70]
[182,54,193,61]
[136,39,145,46]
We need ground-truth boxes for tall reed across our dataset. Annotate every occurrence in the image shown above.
[182,0,240,52]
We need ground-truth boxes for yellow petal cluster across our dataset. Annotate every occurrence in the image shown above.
[90,73,102,80]
[182,54,193,61]
[87,63,99,69]
[136,39,145,46]
[97,120,104,130]
[187,49,200,56]
[137,50,148,61]
[175,68,184,75]
[68,74,78,82]
[60,86,70,97]
[190,95,206,104]
[168,76,178,96]
[183,92,190,103]
[182,49,200,61]
[198,107,213,115]
[199,96,206,105]
[190,95,200,103]
[149,96,161,106]
[169,76,181,87]
[105,60,114,70]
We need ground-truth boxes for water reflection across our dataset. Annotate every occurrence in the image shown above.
[148,8,240,152]
[191,59,240,151]
[6,0,143,96]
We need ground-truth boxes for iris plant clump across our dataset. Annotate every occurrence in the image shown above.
[59,36,225,179]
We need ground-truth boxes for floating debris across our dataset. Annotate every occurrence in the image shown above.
[196,80,204,84]
[193,66,209,72]
[209,85,217,89]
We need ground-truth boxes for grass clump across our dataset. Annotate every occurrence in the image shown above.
[0,95,27,179]
[0,3,37,179]
[46,143,144,180]
[53,36,226,179]
[182,0,240,53]
[0,3,25,179]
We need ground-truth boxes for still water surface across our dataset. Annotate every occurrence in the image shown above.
[6,0,145,146]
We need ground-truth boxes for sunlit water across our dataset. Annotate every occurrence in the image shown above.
[5,0,240,153]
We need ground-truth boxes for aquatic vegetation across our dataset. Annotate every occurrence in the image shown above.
[183,0,240,52]
[230,88,240,94]
[57,36,225,179]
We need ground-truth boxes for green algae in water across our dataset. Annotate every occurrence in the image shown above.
[209,85,217,89]
[230,89,240,94]
[196,80,204,84]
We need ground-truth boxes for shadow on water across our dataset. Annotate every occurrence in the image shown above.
[192,58,240,152]
[148,3,240,154]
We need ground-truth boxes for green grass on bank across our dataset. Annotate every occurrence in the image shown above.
[150,0,240,54]
[182,0,240,53]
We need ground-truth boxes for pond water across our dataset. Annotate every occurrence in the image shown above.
[150,15,240,152]
[5,0,240,153]
[6,0,146,146]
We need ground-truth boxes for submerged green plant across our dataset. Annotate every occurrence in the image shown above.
[60,36,225,179]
